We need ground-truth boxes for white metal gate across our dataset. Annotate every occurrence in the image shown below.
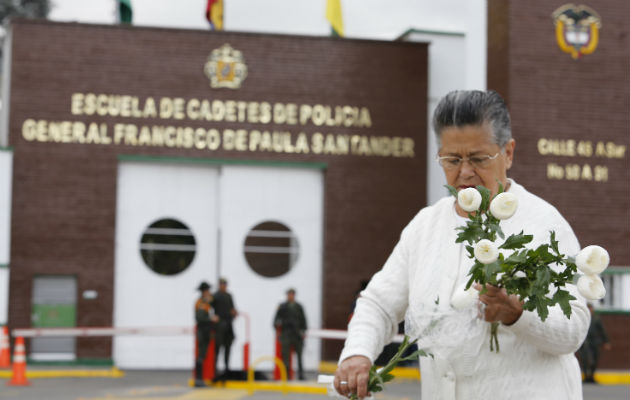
[114,161,220,368]
[219,165,323,372]
[114,161,323,370]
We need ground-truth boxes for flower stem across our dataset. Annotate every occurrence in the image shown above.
[489,322,500,352]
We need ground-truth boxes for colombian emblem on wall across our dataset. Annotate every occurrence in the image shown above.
[552,4,601,59]
[204,44,248,88]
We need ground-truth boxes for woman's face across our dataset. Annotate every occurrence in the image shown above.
[439,124,515,201]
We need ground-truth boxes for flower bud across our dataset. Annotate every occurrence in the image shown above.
[577,274,606,300]
[489,192,518,220]
[457,187,482,212]
[451,284,479,310]
[474,239,499,264]
[576,245,610,275]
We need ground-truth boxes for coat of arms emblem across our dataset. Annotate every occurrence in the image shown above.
[204,44,248,89]
[552,4,601,60]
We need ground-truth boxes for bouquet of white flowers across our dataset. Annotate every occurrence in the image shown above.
[447,183,610,351]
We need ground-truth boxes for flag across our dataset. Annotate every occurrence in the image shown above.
[206,0,224,30]
[118,0,132,24]
[326,0,344,37]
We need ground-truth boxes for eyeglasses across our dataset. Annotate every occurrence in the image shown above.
[436,152,500,170]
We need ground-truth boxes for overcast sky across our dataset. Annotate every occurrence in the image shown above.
[49,0,210,29]
[46,0,481,39]
[47,0,333,34]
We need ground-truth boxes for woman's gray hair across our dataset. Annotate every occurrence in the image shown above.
[432,90,512,147]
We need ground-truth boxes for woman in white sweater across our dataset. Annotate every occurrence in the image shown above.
[334,90,590,400]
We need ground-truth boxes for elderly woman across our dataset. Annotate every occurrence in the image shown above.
[334,90,590,399]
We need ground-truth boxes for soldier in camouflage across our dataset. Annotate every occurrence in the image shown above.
[273,288,307,380]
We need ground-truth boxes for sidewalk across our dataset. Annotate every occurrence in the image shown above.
[1,366,628,400]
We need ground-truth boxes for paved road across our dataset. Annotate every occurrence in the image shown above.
[0,370,628,400]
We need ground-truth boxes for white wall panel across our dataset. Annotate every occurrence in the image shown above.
[0,150,12,325]
[219,165,324,371]
[114,161,220,368]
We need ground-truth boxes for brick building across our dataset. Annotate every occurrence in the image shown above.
[0,0,628,371]
[0,19,428,369]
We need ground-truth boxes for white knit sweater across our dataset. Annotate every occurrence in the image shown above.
[339,180,590,400]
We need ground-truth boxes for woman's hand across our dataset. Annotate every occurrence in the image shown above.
[334,355,371,398]
[475,283,523,325]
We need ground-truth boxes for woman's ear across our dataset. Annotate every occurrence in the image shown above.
[504,139,515,170]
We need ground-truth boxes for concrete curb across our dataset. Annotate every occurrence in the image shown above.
[319,361,630,385]
[0,367,124,378]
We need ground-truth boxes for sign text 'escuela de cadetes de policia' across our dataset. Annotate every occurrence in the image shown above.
[20,93,415,158]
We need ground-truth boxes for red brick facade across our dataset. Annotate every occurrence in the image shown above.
[6,20,428,360]
[488,0,630,369]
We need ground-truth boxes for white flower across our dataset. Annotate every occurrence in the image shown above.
[577,274,606,300]
[451,285,479,310]
[457,187,482,212]
[474,239,499,264]
[514,270,527,279]
[489,192,518,220]
[576,245,610,275]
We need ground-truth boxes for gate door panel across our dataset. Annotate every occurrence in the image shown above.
[114,162,219,368]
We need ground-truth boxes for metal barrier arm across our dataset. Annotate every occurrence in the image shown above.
[12,326,194,338]
[305,328,405,343]
[12,326,401,341]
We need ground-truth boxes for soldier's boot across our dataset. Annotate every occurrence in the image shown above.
[297,354,305,380]
[224,347,231,372]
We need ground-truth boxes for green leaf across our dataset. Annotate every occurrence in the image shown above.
[536,297,551,321]
[445,184,458,198]
[530,268,553,321]
[476,185,492,212]
[549,231,560,254]
[552,289,576,319]
[533,268,551,294]
[503,250,528,265]
[484,262,502,283]
[499,231,534,250]
[466,264,486,287]
[558,259,577,281]
[465,245,475,259]
[381,373,396,383]
[533,244,558,264]
[455,220,486,245]
[487,220,505,240]
[401,348,429,361]
[523,295,538,312]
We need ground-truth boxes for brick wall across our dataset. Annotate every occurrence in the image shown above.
[488,0,630,369]
[6,20,428,360]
